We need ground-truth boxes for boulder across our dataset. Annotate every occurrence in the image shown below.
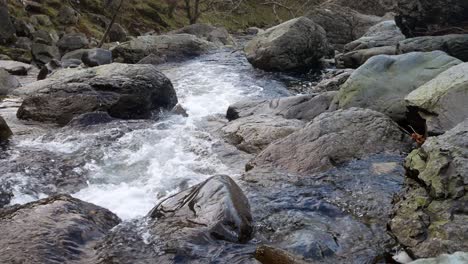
[31,29,55,45]
[0,60,34,74]
[111,34,217,63]
[222,115,304,154]
[13,18,35,38]
[14,36,32,50]
[16,63,178,125]
[136,53,167,65]
[109,23,127,42]
[95,175,253,263]
[309,69,354,93]
[248,108,412,174]
[337,46,397,68]
[245,17,329,72]
[0,0,16,44]
[31,42,60,65]
[405,62,468,134]
[409,252,468,264]
[29,14,52,27]
[397,34,468,62]
[0,194,121,263]
[390,120,468,258]
[0,68,20,95]
[0,115,12,141]
[57,33,89,53]
[344,20,405,51]
[393,0,468,37]
[335,51,461,121]
[307,3,384,51]
[82,48,112,67]
[171,23,235,46]
[227,92,336,122]
[57,5,80,25]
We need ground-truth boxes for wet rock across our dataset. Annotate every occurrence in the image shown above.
[36,59,62,80]
[31,42,60,65]
[0,194,121,263]
[58,5,80,25]
[307,3,385,51]
[227,92,336,122]
[171,23,235,46]
[344,20,405,51]
[255,245,310,264]
[390,120,468,258]
[245,17,329,72]
[109,23,128,42]
[397,34,468,62]
[61,58,82,68]
[409,252,468,264]
[95,175,253,263]
[82,48,112,67]
[0,0,16,44]
[0,68,21,95]
[335,51,461,122]
[405,62,468,135]
[0,115,12,141]
[222,115,304,154]
[111,34,217,63]
[249,108,412,174]
[66,111,116,128]
[337,46,396,68]
[0,183,12,208]
[57,33,89,54]
[393,0,468,37]
[16,63,178,125]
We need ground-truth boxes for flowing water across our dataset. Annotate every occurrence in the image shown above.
[1,47,293,219]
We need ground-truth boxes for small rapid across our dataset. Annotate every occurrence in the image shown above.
[2,47,292,219]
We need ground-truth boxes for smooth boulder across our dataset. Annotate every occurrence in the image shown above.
[0,68,21,95]
[0,195,121,263]
[111,34,216,63]
[390,120,468,258]
[335,51,461,121]
[57,33,89,53]
[31,42,60,65]
[16,63,178,125]
[405,62,468,134]
[397,34,468,62]
[248,108,412,174]
[244,17,329,72]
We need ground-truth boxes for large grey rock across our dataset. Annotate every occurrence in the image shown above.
[344,20,405,51]
[307,3,384,51]
[111,34,217,63]
[31,42,60,65]
[409,252,468,264]
[227,92,336,122]
[0,195,121,263]
[393,0,468,37]
[82,48,112,67]
[0,115,12,141]
[222,115,304,154]
[335,51,462,121]
[171,23,234,46]
[244,17,329,72]
[57,33,89,53]
[405,62,468,134]
[95,175,253,263]
[248,108,412,174]
[16,63,178,125]
[397,34,468,62]
[108,23,127,42]
[0,0,15,44]
[390,120,468,258]
[57,5,80,25]
[0,68,20,95]
[337,45,397,68]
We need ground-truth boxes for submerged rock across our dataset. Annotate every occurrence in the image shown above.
[0,115,12,141]
[405,62,468,134]
[95,175,254,263]
[335,51,461,121]
[0,194,121,263]
[390,120,468,258]
[249,108,412,174]
[245,17,329,72]
[16,63,178,125]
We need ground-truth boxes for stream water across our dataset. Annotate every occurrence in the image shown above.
[0,47,293,219]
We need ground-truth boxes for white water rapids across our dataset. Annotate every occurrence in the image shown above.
[6,48,292,219]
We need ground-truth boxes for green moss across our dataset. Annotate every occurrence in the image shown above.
[0,46,32,63]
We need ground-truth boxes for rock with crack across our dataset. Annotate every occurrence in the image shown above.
[15,63,178,125]
[390,120,468,258]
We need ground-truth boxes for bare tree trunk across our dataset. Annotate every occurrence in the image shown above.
[98,0,124,48]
